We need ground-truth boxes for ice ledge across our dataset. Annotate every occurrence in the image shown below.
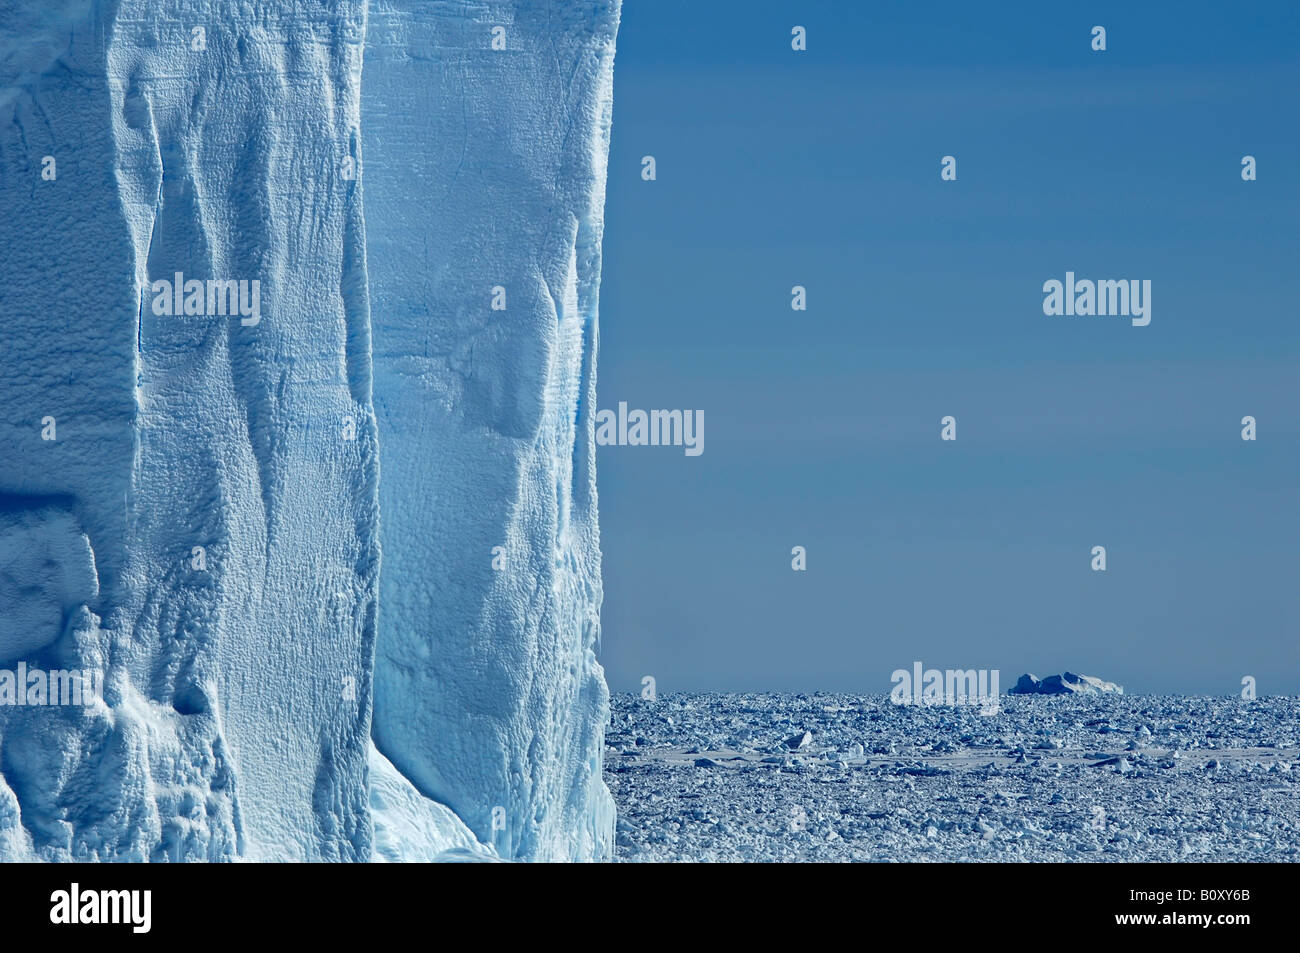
[368,744,499,863]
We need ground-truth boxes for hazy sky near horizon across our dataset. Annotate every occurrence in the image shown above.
[595,1,1300,695]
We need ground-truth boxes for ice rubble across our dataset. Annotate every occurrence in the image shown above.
[0,0,619,862]
[608,692,1300,862]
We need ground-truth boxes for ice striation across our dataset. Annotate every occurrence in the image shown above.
[0,0,620,862]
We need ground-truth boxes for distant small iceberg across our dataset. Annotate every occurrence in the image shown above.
[1007,672,1124,695]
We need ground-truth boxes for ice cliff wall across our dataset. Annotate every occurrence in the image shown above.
[363,0,619,862]
[0,0,379,861]
[0,0,617,861]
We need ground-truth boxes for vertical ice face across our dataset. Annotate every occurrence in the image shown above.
[362,1,620,860]
[0,0,379,860]
[1,0,618,863]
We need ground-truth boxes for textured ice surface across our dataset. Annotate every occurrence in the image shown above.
[1,0,618,862]
[0,504,99,660]
[363,1,620,861]
[609,693,1300,862]
[1,0,378,861]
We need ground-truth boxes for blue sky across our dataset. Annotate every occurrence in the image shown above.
[595,1,1300,695]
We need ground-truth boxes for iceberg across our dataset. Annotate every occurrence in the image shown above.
[1008,673,1125,696]
[0,0,619,862]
